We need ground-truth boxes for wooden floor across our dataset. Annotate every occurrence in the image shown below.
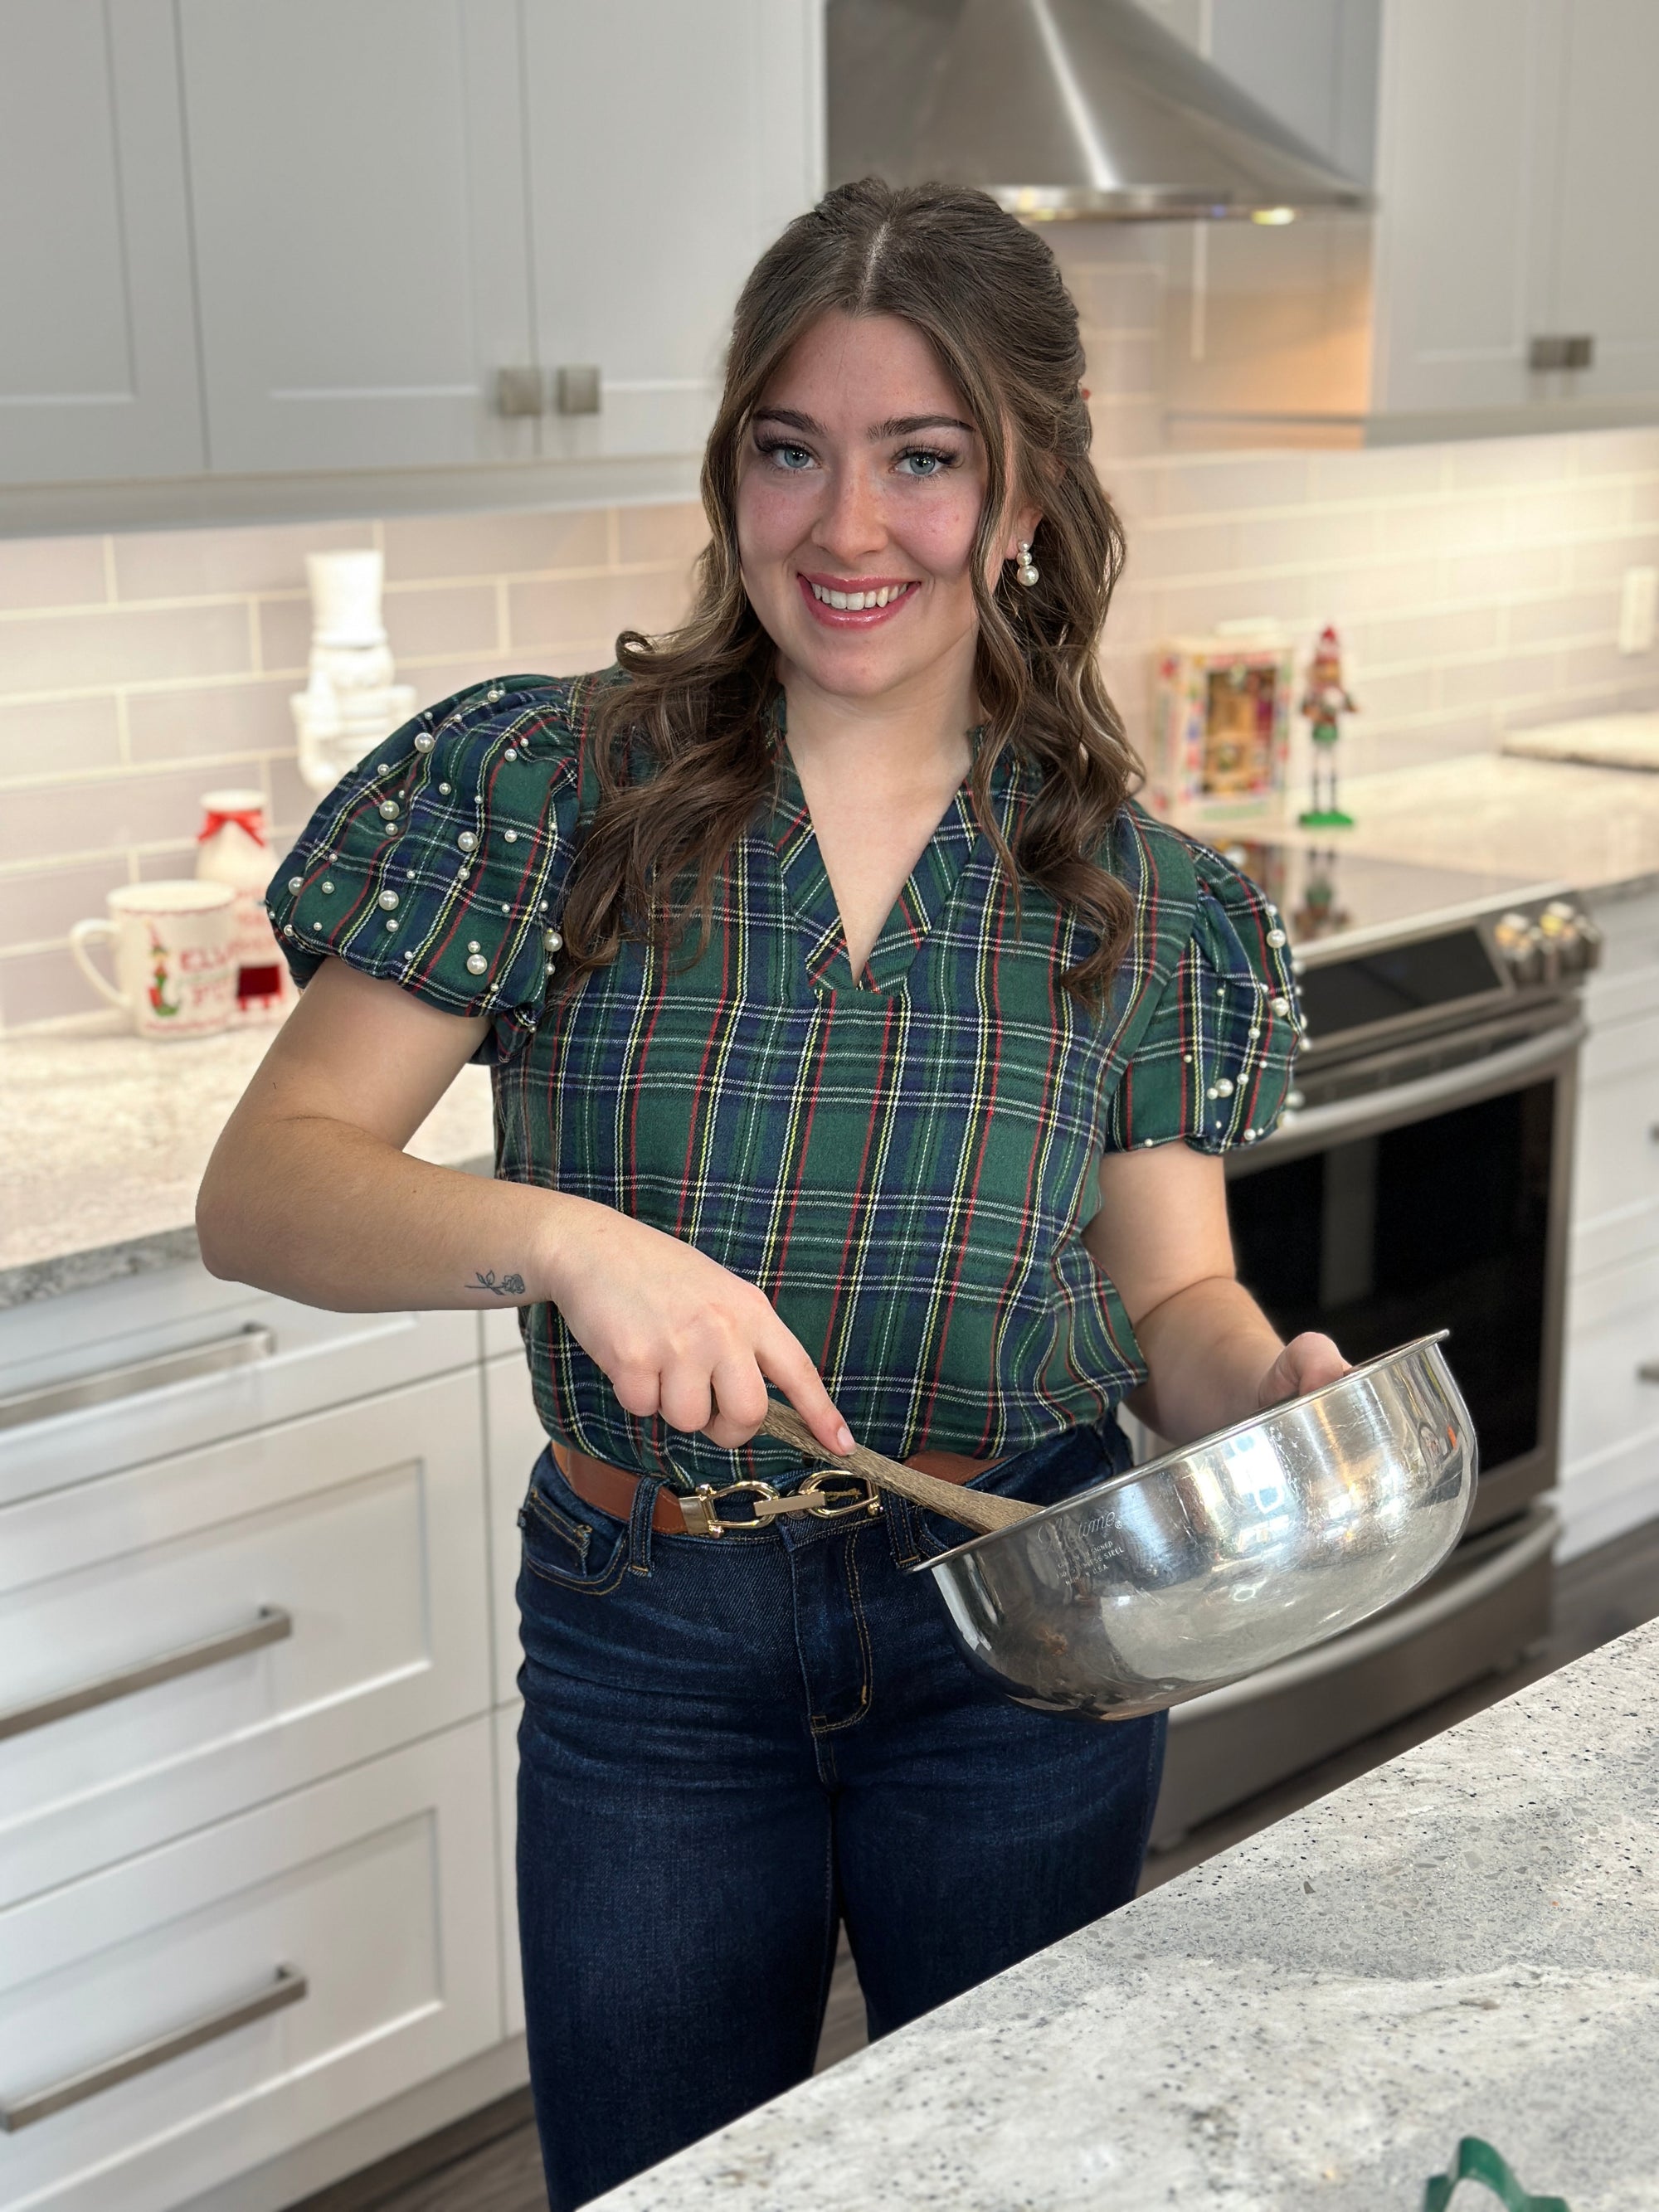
[291,1515,1659,2212]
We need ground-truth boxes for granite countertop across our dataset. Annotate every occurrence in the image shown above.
[1503,708,1659,774]
[1176,750,1659,902]
[594,1616,1659,2211]
[0,1021,494,1310]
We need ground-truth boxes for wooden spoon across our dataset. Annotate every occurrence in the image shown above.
[760,1404,1039,1539]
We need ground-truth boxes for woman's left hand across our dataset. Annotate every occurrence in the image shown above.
[1255,1330,1350,1412]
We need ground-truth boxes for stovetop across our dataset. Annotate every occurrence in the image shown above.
[1210,838,1556,954]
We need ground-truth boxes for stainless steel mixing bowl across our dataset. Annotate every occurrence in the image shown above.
[915,1332,1477,1719]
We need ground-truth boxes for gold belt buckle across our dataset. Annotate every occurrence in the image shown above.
[678,1472,880,1537]
[795,1471,881,1521]
[679,1480,778,1537]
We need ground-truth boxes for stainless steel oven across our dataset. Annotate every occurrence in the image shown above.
[1149,844,1598,1847]
[1228,1003,1580,1536]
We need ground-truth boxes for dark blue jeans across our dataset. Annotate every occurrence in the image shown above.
[514,1422,1165,2211]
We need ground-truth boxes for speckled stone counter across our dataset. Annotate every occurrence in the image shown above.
[1179,750,1659,902]
[0,1023,494,1309]
[593,1616,1659,2211]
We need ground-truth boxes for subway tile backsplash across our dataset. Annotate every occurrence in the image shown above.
[2,421,1658,1034]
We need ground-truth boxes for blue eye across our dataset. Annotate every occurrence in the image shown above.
[895,446,955,478]
[759,440,815,471]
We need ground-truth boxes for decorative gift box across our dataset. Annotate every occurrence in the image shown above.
[1146,626,1295,817]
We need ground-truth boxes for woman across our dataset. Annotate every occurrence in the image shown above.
[199,179,1344,2208]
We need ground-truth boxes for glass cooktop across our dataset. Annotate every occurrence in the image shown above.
[1210,839,1551,951]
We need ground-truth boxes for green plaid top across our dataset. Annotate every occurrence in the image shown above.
[270,671,1301,1490]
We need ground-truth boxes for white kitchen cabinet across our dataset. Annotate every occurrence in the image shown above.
[177,0,537,474]
[0,0,820,498]
[484,1348,546,1706]
[0,1368,492,1908]
[0,1720,500,2212]
[1167,0,1659,442]
[494,1702,526,2038]
[1366,0,1547,418]
[1572,1008,1659,1271]
[1541,2,1659,406]
[482,1344,539,2038]
[1559,1245,1659,1559]
[0,1258,533,2207]
[0,1260,478,1511]
[0,0,206,484]
[520,0,820,461]
[1370,0,1659,421]
[1558,884,1659,1558]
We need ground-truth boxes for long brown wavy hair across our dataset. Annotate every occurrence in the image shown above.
[561,177,1142,1004]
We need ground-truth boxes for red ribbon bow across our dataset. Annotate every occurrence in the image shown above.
[197,806,266,846]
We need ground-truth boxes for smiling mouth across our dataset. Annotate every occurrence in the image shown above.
[797,574,921,623]
[808,579,914,610]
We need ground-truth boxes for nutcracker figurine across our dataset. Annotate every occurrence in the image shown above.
[1299,624,1358,828]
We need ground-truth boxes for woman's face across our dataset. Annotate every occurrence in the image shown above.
[735,310,1036,706]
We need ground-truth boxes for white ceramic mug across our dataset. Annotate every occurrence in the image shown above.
[70,881,238,1040]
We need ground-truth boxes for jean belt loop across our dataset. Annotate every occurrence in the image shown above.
[883,1491,922,1569]
[627,1471,664,1576]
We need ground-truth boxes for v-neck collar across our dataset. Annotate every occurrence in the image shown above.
[766,728,1027,995]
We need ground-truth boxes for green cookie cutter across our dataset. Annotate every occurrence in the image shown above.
[1423,2137,1569,2212]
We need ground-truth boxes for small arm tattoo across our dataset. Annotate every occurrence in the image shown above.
[467,1269,526,1296]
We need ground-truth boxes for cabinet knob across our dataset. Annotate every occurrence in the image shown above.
[494,367,546,417]
[1528,334,1595,372]
[555,364,602,416]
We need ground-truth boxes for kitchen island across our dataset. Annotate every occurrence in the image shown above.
[593,1616,1659,2211]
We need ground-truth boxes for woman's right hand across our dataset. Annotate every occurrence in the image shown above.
[541,1196,854,1456]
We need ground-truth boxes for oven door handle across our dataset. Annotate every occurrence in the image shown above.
[1266,1017,1585,1151]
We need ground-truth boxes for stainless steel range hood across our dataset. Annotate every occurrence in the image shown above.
[827,0,1372,221]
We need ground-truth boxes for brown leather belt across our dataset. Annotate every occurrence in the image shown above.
[552,1437,1000,1539]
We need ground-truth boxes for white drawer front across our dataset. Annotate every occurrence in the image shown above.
[1573,1009,1659,1243]
[494,1703,525,2039]
[484,1352,548,1709]
[0,1263,477,1508]
[1586,885,1659,976]
[1557,1426,1659,1560]
[0,1370,490,1907]
[0,1721,501,2212]
[1585,965,1659,1029]
[1561,1248,1659,1478]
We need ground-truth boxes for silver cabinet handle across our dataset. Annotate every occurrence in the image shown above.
[1639,1361,1659,1384]
[0,1966,307,2132]
[0,1606,292,1742]
[0,1324,275,1433]
[1528,333,1594,371]
[494,365,545,416]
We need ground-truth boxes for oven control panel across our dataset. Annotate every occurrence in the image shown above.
[1491,897,1603,985]
[1293,891,1599,1054]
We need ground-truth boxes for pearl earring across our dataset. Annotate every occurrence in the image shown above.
[1015,540,1039,587]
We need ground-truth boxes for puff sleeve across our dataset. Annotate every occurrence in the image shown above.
[1104,840,1302,1153]
[265,674,584,1065]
